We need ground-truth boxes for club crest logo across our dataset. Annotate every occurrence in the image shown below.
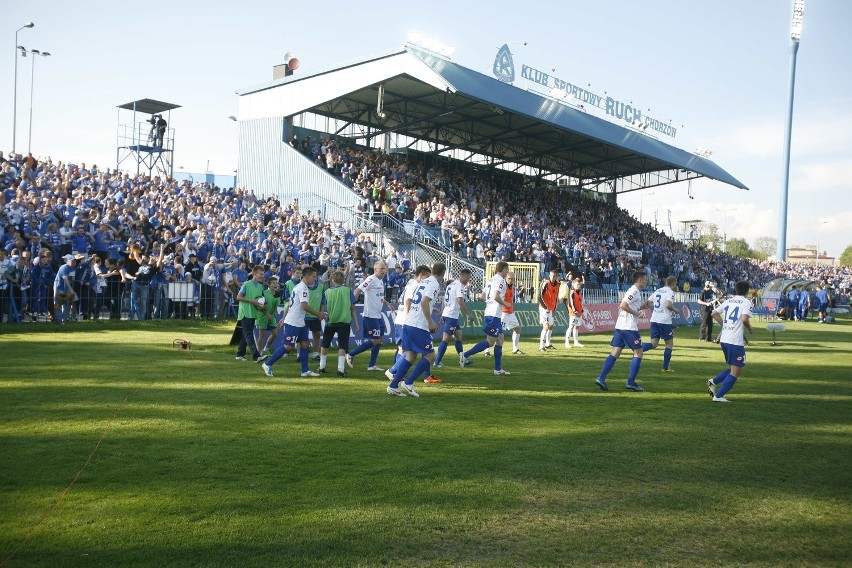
[493,44,515,83]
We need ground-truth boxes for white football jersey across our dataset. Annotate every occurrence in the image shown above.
[358,274,385,318]
[715,295,752,346]
[405,275,440,331]
[284,282,310,326]
[650,286,676,324]
[396,278,419,324]
[615,284,644,331]
[442,280,466,319]
[484,274,507,318]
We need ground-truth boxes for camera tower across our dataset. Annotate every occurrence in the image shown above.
[115,98,181,178]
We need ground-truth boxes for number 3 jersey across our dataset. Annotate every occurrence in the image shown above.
[714,295,752,346]
[650,286,675,324]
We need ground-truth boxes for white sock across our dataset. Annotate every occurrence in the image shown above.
[573,327,580,343]
[338,355,346,373]
[540,330,546,348]
[313,351,319,358]
[512,331,520,351]
[320,354,327,369]
[545,329,552,346]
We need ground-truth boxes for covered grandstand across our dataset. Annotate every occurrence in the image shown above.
[235,44,747,205]
[233,43,750,291]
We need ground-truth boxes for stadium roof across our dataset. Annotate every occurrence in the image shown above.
[237,46,747,193]
[117,99,181,115]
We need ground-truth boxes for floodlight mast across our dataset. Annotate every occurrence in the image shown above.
[776,0,805,261]
[791,0,805,40]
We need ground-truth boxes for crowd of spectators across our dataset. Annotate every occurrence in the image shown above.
[758,260,851,296]
[1,143,849,324]
[0,150,414,323]
[291,134,848,294]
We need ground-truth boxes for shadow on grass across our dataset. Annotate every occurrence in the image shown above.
[2,319,851,566]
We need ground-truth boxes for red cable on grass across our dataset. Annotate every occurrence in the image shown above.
[0,391,136,566]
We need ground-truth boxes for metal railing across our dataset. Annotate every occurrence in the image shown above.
[412,241,486,297]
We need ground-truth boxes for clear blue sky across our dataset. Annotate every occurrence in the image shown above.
[2,0,850,257]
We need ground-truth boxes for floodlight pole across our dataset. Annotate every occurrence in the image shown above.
[777,0,805,261]
[12,22,35,153]
[27,49,51,155]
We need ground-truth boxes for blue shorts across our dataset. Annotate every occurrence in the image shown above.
[482,315,503,338]
[393,323,404,345]
[650,322,674,341]
[818,302,828,312]
[282,324,309,346]
[610,329,643,350]
[401,325,434,354]
[442,317,460,335]
[721,342,746,367]
[363,316,386,339]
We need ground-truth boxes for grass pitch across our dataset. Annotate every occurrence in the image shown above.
[1,316,850,567]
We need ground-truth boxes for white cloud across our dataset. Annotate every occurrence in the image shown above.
[713,119,783,159]
[794,160,852,192]
[708,102,852,161]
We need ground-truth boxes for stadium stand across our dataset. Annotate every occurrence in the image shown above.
[1,148,849,324]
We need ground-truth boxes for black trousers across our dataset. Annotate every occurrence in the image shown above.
[236,317,260,360]
[699,310,714,341]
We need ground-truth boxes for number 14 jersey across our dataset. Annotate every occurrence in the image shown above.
[714,295,752,346]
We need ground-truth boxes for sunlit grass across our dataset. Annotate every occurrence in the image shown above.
[1,316,850,566]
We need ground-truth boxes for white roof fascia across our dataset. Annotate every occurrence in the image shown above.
[238,50,455,121]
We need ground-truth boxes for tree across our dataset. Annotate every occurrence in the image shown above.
[753,236,777,258]
[840,245,852,267]
[695,223,722,251]
[725,238,754,259]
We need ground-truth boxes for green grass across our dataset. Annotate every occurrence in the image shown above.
[1,316,850,567]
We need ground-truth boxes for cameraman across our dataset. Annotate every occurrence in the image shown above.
[697,280,717,341]
[155,115,167,148]
[147,115,158,146]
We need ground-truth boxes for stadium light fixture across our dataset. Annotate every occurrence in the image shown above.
[12,22,35,154]
[22,47,51,154]
[631,119,649,133]
[777,0,805,261]
[791,0,805,41]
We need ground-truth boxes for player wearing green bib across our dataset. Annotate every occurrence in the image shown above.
[283,267,302,304]
[319,271,359,376]
[304,278,326,361]
[235,265,268,363]
[257,276,282,357]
